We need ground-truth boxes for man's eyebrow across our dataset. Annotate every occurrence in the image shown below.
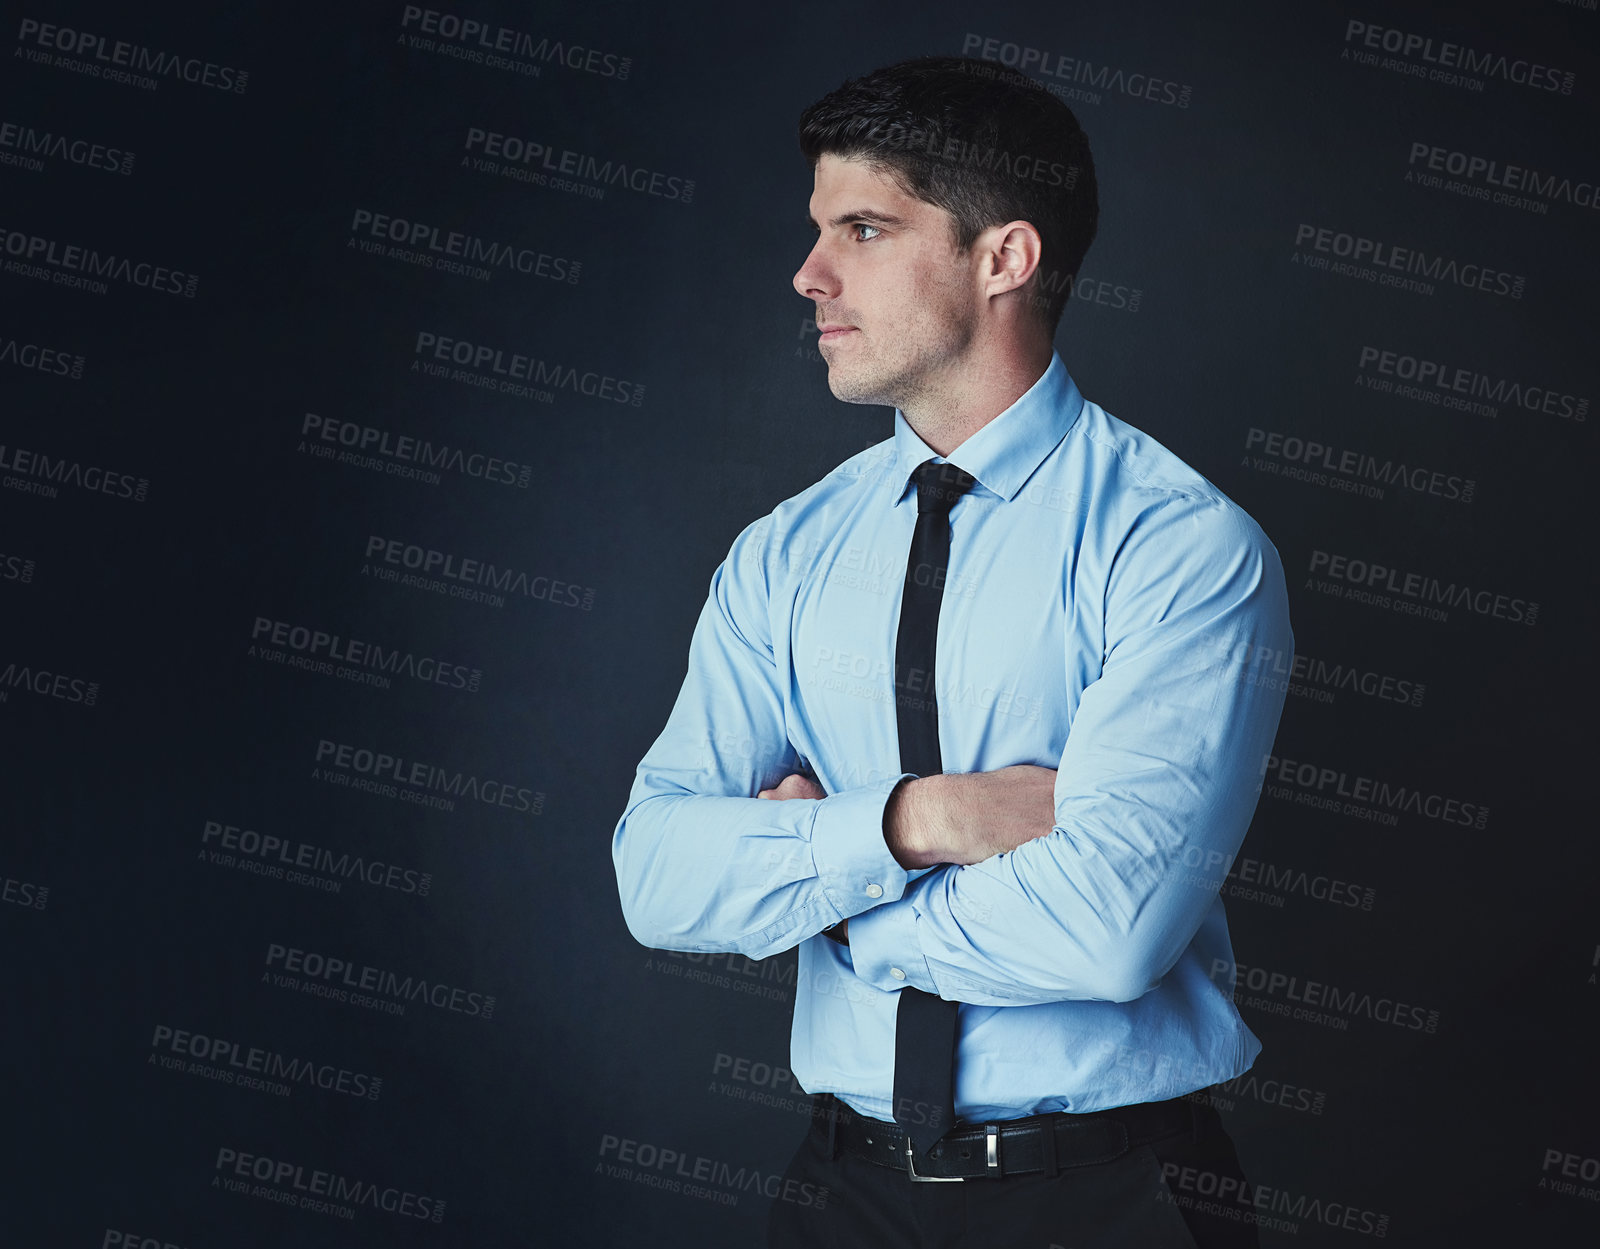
[806,209,910,231]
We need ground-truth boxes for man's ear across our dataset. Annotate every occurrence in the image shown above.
[978,220,1043,298]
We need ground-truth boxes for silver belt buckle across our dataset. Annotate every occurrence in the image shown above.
[903,1139,964,1183]
[904,1124,1002,1182]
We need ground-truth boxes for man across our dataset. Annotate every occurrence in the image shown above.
[613,56,1292,1248]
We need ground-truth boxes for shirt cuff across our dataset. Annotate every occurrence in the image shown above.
[810,773,914,923]
[846,883,938,993]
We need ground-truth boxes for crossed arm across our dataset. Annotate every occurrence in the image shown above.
[759,764,1061,941]
[614,502,1291,1007]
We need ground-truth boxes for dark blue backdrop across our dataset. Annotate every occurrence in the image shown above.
[3,1,1596,1244]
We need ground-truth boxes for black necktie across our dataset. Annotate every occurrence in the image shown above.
[892,458,977,1156]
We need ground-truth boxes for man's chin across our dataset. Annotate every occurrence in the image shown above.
[824,367,891,407]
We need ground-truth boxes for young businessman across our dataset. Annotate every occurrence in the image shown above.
[613,56,1292,1247]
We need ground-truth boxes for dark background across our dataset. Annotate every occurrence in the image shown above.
[3,1,1596,1244]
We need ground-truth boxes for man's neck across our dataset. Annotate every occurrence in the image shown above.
[898,340,1055,457]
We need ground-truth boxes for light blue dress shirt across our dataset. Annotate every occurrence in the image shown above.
[613,352,1293,1125]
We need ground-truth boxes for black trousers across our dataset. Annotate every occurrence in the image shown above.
[767,1095,1261,1249]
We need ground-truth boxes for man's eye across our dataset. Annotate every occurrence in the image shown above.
[853,223,881,241]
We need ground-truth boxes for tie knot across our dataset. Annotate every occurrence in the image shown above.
[911,459,977,516]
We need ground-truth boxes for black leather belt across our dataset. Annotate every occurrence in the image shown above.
[818,1092,1202,1182]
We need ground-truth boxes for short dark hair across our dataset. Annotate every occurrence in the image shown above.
[798,55,1098,335]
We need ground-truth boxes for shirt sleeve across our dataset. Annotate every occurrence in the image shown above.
[846,497,1293,1006]
[612,512,915,958]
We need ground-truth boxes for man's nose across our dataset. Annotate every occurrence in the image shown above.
[793,241,838,302]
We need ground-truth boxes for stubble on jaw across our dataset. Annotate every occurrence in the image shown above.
[821,268,979,413]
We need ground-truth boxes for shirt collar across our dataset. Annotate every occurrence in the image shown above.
[887,351,1085,506]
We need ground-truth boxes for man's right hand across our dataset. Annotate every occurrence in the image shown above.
[883,765,1058,869]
